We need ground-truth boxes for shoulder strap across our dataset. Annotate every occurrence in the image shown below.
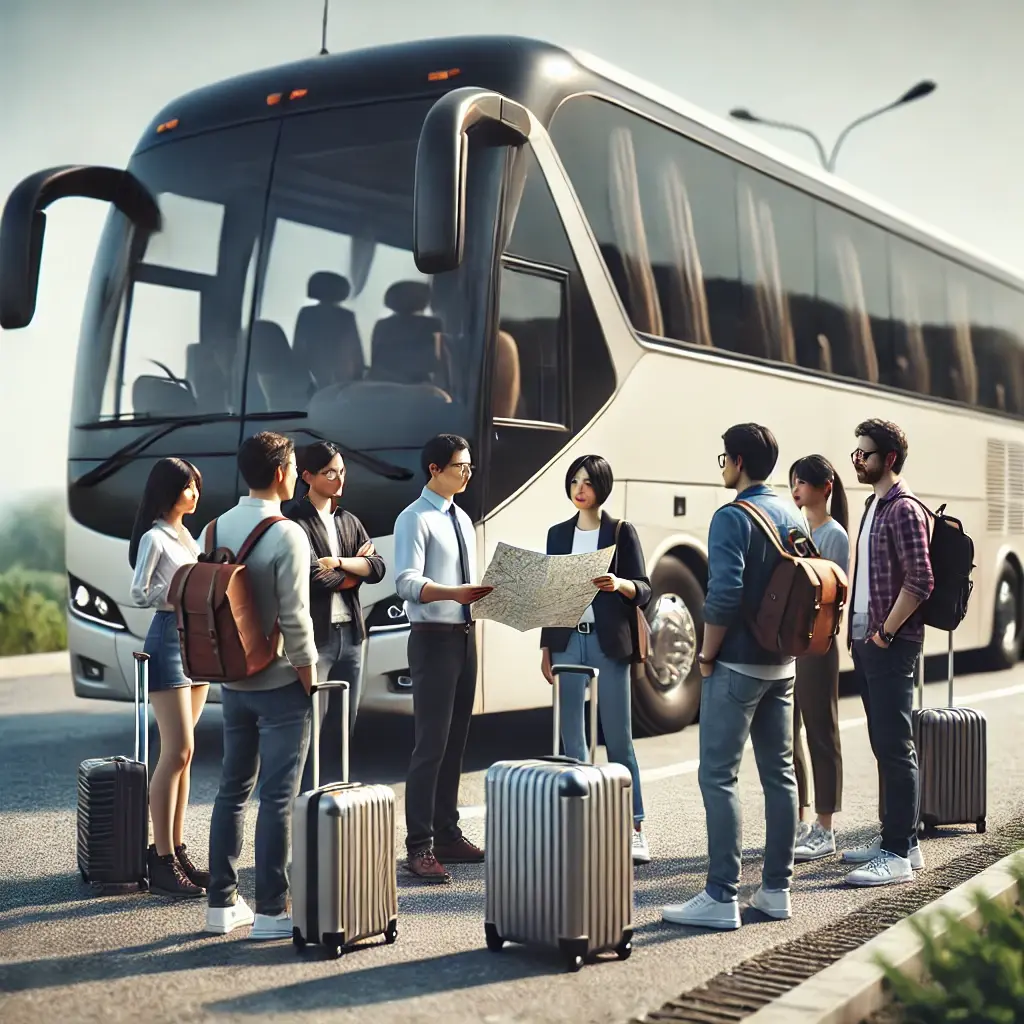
[203,520,218,556]
[732,500,792,559]
[613,519,624,572]
[236,516,289,564]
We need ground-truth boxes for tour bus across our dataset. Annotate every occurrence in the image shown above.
[3,36,1023,736]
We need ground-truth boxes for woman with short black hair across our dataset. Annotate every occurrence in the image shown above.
[129,457,209,898]
[539,454,653,864]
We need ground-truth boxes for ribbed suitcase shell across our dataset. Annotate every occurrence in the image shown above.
[76,757,148,885]
[291,782,398,953]
[915,706,987,832]
[290,680,397,956]
[484,757,633,967]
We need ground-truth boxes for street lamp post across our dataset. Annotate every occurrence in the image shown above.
[729,80,936,172]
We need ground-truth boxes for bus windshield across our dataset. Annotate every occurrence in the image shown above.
[72,97,501,453]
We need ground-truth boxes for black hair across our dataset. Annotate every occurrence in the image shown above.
[420,433,470,481]
[722,423,779,482]
[237,431,295,491]
[128,458,203,568]
[564,454,614,507]
[855,418,909,474]
[297,441,340,478]
[789,454,849,532]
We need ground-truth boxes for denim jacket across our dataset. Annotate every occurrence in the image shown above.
[704,483,806,666]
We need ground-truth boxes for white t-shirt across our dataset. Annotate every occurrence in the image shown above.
[852,497,877,616]
[572,526,600,625]
[317,505,351,624]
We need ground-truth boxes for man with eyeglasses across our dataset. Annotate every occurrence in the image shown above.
[841,419,933,887]
[394,433,493,883]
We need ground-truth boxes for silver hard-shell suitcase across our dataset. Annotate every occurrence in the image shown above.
[484,664,634,971]
[291,681,398,957]
[915,634,987,833]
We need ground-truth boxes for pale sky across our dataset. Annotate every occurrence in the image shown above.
[1,0,1021,497]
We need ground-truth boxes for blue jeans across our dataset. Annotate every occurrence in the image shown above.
[698,665,797,901]
[552,631,645,826]
[300,624,364,791]
[208,681,311,915]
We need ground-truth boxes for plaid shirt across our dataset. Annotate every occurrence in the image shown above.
[848,480,934,646]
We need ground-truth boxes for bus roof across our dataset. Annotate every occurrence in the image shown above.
[139,33,1024,290]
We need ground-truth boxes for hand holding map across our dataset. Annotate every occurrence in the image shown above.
[471,541,616,632]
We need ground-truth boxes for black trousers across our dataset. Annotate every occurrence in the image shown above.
[404,625,478,854]
[853,638,921,858]
[793,644,843,814]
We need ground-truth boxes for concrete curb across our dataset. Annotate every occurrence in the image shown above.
[744,848,1024,1024]
[0,650,70,680]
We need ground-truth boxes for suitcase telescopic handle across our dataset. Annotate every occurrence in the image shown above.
[310,680,350,790]
[132,652,150,769]
[550,664,598,763]
[915,633,956,711]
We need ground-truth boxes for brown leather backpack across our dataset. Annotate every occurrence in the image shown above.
[169,517,287,683]
[733,500,849,657]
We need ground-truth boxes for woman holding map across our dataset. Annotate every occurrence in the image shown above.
[539,454,653,864]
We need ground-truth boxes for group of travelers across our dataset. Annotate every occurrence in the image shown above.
[126,414,933,939]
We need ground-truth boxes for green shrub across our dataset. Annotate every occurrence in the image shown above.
[0,494,65,575]
[878,866,1024,1023]
[0,570,67,656]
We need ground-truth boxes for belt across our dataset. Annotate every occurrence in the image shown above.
[576,622,593,634]
[410,622,474,633]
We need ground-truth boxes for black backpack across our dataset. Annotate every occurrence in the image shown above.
[901,497,975,631]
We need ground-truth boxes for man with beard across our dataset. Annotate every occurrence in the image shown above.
[841,419,934,887]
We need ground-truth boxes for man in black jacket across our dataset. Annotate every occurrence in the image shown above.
[285,442,386,789]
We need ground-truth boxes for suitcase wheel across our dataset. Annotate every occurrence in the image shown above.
[384,920,398,945]
[615,931,633,961]
[484,923,505,952]
[558,938,587,973]
[323,933,345,959]
[977,817,987,834]
[292,928,306,951]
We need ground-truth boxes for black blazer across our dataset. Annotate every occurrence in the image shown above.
[283,497,387,647]
[539,512,652,662]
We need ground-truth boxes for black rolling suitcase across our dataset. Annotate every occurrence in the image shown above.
[915,633,987,833]
[76,651,151,888]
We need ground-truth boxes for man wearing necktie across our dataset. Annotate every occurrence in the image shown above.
[393,434,493,883]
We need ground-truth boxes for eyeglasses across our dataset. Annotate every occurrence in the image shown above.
[449,462,475,475]
[850,448,880,463]
[318,468,345,481]
[718,453,728,469]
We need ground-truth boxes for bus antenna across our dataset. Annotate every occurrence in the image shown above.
[319,0,330,55]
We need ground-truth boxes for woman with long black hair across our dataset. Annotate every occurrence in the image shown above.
[789,454,850,864]
[129,457,209,898]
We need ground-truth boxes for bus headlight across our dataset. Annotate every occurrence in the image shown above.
[68,574,127,631]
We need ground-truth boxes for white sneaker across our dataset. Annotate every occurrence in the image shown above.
[249,910,293,941]
[204,896,255,935]
[632,829,651,864]
[749,886,791,920]
[663,890,741,931]
[842,835,924,870]
[795,820,812,844]
[844,850,914,887]
[794,823,836,863]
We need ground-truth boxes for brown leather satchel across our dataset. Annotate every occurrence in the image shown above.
[733,500,849,658]
[169,517,286,683]
[614,520,652,664]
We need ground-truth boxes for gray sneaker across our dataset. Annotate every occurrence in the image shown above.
[794,822,836,863]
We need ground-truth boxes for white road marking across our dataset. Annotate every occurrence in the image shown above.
[456,680,1024,821]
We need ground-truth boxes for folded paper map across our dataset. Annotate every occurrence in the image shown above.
[471,541,616,632]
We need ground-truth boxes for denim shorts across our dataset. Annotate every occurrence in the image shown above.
[144,610,192,692]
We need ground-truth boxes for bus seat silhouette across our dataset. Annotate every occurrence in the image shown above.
[294,272,364,388]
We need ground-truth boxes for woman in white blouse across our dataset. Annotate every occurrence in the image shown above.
[129,457,209,899]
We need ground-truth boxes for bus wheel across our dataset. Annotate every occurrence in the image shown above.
[984,563,1021,670]
[631,556,703,736]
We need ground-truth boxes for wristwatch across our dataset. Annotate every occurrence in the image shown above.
[879,628,896,645]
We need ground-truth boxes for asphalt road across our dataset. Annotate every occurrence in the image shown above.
[2,659,1024,1024]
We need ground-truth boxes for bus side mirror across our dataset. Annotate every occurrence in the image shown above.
[413,87,530,276]
[0,165,161,330]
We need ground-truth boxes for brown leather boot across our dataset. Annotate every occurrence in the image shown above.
[404,848,452,884]
[433,836,485,863]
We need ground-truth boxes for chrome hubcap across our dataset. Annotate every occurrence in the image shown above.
[645,593,696,693]
[997,578,1018,656]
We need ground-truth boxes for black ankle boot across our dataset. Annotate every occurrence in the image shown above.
[175,844,211,890]
[147,844,204,898]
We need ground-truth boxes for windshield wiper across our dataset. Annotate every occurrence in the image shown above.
[73,414,236,488]
[279,422,413,481]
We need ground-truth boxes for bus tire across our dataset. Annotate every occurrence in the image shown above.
[983,563,1021,671]
[631,556,703,736]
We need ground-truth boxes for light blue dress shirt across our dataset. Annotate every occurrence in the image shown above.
[394,487,478,624]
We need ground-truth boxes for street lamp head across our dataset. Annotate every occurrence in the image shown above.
[898,80,936,105]
[729,107,757,122]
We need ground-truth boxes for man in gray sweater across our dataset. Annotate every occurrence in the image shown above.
[203,431,318,939]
